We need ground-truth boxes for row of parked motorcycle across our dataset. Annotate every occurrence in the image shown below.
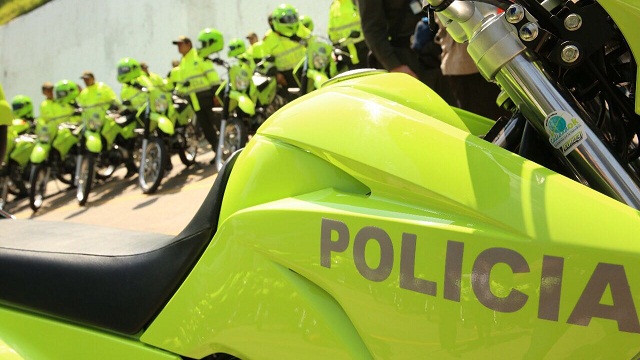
[0,80,204,213]
[1,33,354,213]
[212,34,357,168]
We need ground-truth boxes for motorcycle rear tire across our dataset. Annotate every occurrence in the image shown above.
[29,163,49,212]
[77,153,95,206]
[139,137,166,195]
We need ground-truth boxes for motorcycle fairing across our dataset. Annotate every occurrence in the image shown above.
[0,152,240,360]
[28,142,50,164]
[253,73,277,107]
[229,90,256,116]
[84,129,103,154]
[309,69,330,90]
[100,116,121,147]
[0,297,179,360]
[150,113,175,136]
[143,72,640,358]
[52,126,78,159]
[8,137,35,166]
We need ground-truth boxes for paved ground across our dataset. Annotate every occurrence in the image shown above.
[4,149,219,235]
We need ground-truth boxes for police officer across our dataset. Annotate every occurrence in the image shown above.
[263,4,311,95]
[140,62,166,90]
[359,0,451,102]
[328,0,370,70]
[170,34,222,153]
[11,95,36,128]
[39,82,56,122]
[76,71,120,119]
[0,84,14,161]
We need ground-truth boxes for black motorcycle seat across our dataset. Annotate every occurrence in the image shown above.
[0,151,240,335]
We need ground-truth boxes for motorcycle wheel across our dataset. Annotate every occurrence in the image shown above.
[54,154,76,185]
[139,137,166,194]
[0,176,9,210]
[76,153,95,206]
[29,163,49,212]
[222,118,248,162]
[178,123,199,167]
[7,161,27,196]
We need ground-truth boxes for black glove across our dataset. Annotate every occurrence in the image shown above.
[122,100,132,106]
[182,80,191,87]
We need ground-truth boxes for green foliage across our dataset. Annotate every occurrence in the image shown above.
[0,0,51,25]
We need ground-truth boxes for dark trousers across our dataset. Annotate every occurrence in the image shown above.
[444,73,509,120]
[194,89,220,149]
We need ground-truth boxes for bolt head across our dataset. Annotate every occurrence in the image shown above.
[519,22,539,42]
[561,45,580,63]
[505,4,525,24]
[564,14,582,31]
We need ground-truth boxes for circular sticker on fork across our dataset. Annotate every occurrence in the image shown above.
[544,110,588,156]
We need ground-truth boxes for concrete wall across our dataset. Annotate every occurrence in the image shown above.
[0,0,330,113]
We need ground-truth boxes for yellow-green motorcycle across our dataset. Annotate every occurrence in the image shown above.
[0,119,35,209]
[2,1,640,359]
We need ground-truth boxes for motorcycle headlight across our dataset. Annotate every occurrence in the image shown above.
[234,73,250,92]
[313,54,329,69]
[37,127,51,143]
[154,96,169,113]
[88,115,102,132]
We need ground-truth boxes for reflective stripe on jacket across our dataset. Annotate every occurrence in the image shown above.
[328,0,365,44]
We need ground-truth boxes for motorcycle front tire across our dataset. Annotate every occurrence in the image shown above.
[77,153,95,206]
[0,176,9,210]
[29,163,49,212]
[139,137,166,195]
[178,122,199,167]
[222,118,248,162]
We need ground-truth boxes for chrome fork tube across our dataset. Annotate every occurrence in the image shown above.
[428,0,640,209]
[496,56,640,208]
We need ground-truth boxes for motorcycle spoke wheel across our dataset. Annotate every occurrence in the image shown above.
[76,154,95,206]
[29,164,49,212]
[179,123,199,166]
[0,177,9,210]
[222,119,247,162]
[7,162,26,196]
[139,137,166,194]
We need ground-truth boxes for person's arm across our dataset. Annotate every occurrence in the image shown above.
[358,0,402,71]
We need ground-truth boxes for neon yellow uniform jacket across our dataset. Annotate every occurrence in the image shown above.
[328,0,366,64]
[39,99,56,123]
[0,84,12,126]
[171,48,220,96]
[263,29,309,72]
[121,75,155,111]
[76,82,119,121]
